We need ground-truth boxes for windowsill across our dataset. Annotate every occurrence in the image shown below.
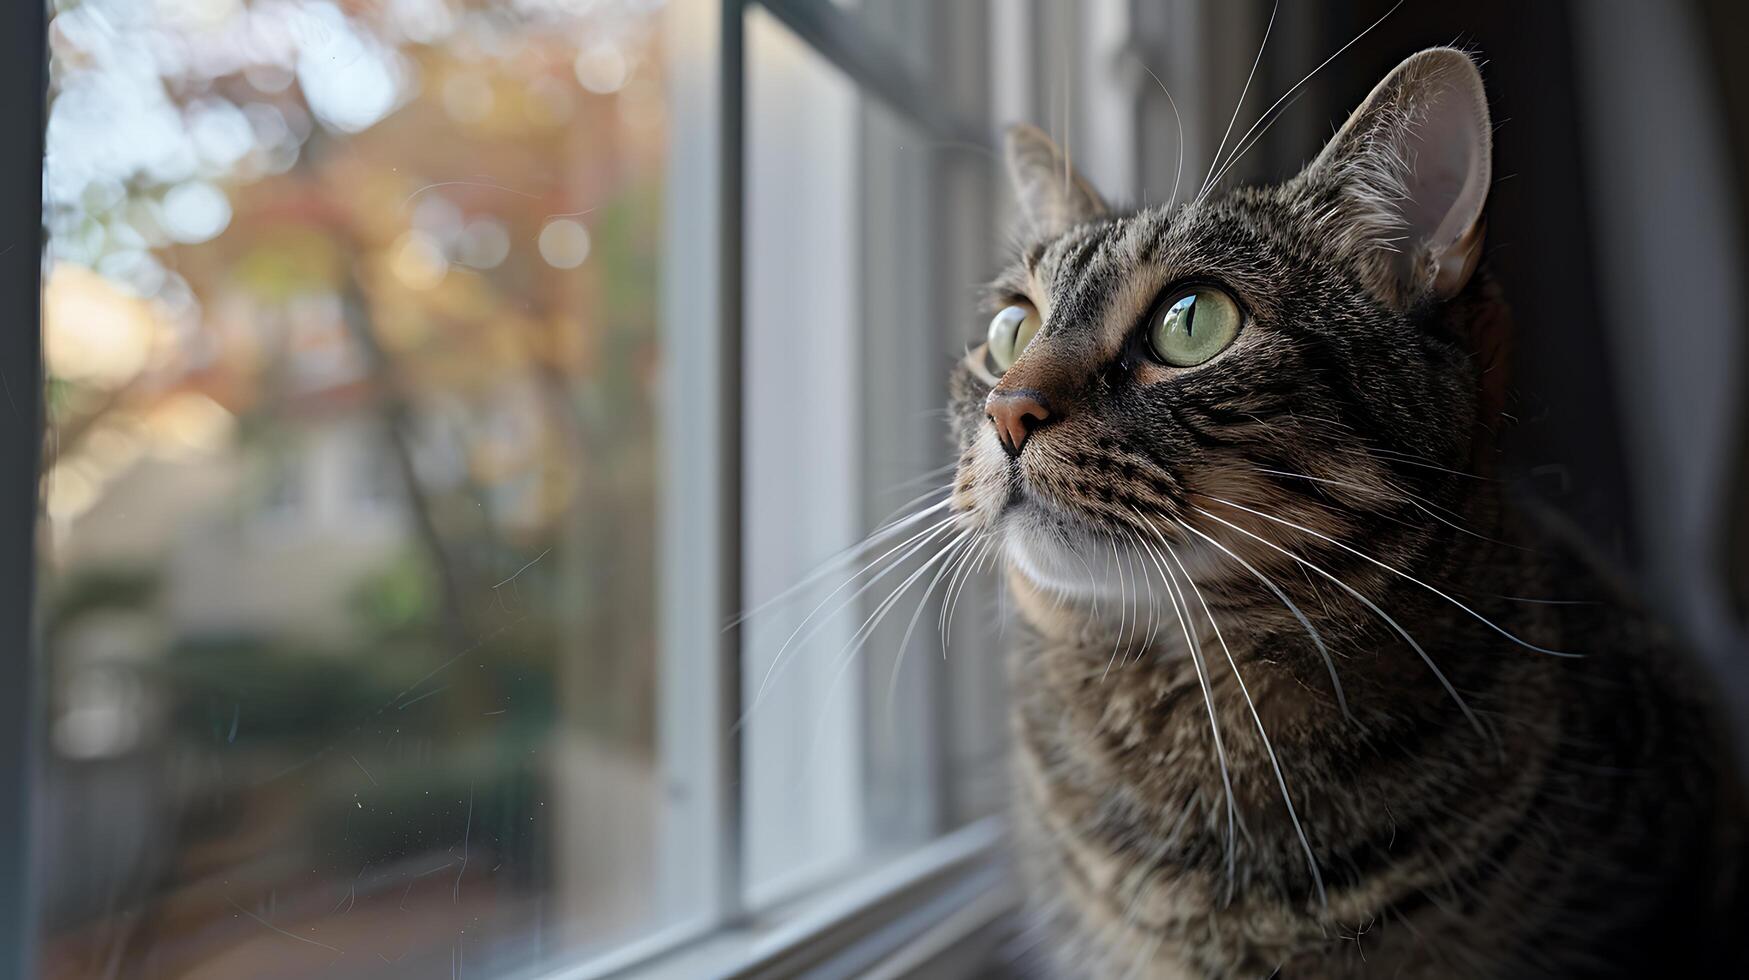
[538,817,1014,980]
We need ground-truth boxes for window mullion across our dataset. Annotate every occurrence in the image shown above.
[716,0,750,928]
[656,0,746,938]
[0,1,46,976]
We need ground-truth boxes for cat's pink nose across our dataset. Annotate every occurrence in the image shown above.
[986,389,1053,456]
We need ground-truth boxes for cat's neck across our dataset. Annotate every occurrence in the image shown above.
[1000,489,1586,909]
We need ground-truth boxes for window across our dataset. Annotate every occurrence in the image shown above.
[38,0,693,973]
[27,1,1020,976]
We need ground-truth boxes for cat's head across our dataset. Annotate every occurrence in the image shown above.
[948,48,1504,600]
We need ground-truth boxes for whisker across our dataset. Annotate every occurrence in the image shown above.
[942,533,995,650]
[1122,540,1145,662]
[885,531,984,742]
[1361,446,1494,481]
[1387,488,1527,551]
[938,534,976,645]
[1201,89,1308,200]
[741,514,958,727]
[1102,536,1130,682]
[1205,0,1406,201]
[1067,542,1102,620]
[877,462,961,498]
[1128,528,1164,657]
[1485,594,1600,607]
[1199,494,1579,658]
[920,530,983,665]
[981,534,1006,637]
[1197,0,1279,205]
[1299,561,1336,619]
[1252,466,1531,553]
[1116,528,1149,665]
[1150,508,1350,720]
[1137,62,1187,208]
[809,526,979,757]
[1157,528,1327,907]
[729,493,952,628]
[1190,505,1486,739]
[1128,517,1242,892]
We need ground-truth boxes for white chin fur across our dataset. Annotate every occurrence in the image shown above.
[1001,508,1229,602]
[1001,512,1130,600]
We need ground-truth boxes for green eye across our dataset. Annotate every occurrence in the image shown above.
[1147,287,1242,367]
[986,304,1042,373]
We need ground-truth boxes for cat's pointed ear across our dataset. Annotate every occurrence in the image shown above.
[1005,123,1108,238]
[1302,48,1491,306]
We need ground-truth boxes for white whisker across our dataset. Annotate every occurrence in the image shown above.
[885,531,983,741]
[809,526,977,756]
[942,533,995,651]
[924,531,983,663]
[1362,446,1493,481]
[1202,89,1308,199]
[1102,536,1131,681]
[1128,528,1164,656]
[1153,508,1350,720]
[1137,62,1187,209]
[729,494,953,628]
[1156,524,1327,906]
[1127,520,1242,891]
[1190,505,1486,739]
[1205,0,1406,203]
[1200,494,1579,658]
[1122,542,1144,662]
[1253,466,1532,553]
[741,514,958,727]
[1197,0,1279,204]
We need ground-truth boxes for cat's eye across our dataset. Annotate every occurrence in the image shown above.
[986,304,1042,374]
[1146,286,1242,367]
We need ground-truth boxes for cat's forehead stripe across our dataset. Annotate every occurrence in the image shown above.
[1030,210,1181,355]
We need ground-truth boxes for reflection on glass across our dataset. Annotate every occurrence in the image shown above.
[38,0,678,974]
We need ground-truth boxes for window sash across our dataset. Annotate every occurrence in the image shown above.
[692,0,1007,936]
[656,0,741,939]
[0,1,47,978]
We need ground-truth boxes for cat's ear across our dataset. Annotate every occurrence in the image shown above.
[1004,123,1108,238]
[1301,48,1491,306]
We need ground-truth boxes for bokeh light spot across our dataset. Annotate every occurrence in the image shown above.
[160,180,232,244]
[391,230,450,288]
[44,263,159,384]
[538,219,591,269]
[574,42,629,94]
[457,219,511,269]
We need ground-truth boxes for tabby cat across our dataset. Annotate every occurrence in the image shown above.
[946,48,1746,978]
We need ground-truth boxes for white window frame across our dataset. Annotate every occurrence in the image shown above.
[0,1,46,976]
[557,0,1246,975]
[554,1,1020,976]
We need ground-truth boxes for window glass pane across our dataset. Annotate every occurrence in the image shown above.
[742,7,865,905]
[739,5,1008,911]
[37,0,702,973]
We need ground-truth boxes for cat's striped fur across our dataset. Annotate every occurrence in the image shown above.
[947,49,1745,978]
